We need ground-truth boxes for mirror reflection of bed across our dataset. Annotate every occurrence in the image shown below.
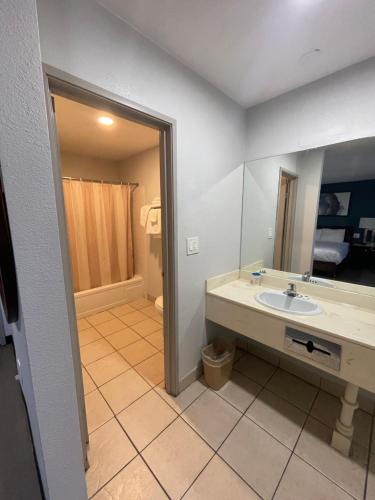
[313,227,353,278]
[313,138,375,287]
[240,136,375,291]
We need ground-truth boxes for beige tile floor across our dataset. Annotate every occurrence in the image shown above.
[78,314,375,500]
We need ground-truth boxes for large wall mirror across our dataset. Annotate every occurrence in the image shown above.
[240,137,375,291]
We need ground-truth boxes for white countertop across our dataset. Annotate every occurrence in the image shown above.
[207,279,375,351]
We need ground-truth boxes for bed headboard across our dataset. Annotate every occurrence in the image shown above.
[317,226,354,244]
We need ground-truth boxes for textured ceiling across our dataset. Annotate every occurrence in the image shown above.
[98,0,375,107]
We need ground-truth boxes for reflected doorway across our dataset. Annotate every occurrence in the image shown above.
[274,171,297,271]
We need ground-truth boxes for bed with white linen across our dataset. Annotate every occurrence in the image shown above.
[313,241,350,265]
[313,227,352,276]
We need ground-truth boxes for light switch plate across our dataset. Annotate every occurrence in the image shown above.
[186,236,199,255]
[268,227,273,239]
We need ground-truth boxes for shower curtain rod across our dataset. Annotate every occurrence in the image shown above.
[62,176,139,187]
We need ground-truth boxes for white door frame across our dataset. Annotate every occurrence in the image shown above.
[42,64,180,453]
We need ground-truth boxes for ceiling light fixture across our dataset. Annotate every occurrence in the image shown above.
[98,116,114,126]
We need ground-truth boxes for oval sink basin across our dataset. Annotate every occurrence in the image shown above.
[255,290,322,316]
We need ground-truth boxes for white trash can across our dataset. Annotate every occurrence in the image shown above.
[201,339,235,390]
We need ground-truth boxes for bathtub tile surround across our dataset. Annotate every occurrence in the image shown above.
[82,302,374,500]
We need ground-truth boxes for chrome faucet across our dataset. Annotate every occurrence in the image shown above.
[302,271,311,282]
[285,282,298,297]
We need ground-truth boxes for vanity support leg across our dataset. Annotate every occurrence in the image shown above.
[331,382,359,456]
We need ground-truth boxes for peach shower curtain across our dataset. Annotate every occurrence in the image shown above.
[63,179,134,292]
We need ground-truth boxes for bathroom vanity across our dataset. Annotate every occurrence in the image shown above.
[212,138,375,457]
[206,269,375,456]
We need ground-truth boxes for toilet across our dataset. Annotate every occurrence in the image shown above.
[155,295,163,315]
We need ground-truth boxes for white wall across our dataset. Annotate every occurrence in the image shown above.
[291,150,324,274]
[241,151,324,273]
[0,2,87,499]
[61,151,122,181]
[36,0,246,381]
[120,147,163,300]
[246,57,375,160]
[241,154,298,268]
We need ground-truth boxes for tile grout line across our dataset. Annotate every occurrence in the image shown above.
[112,410,172,499]
[82,304,170,497]
[184,363,336,499]
[82,332,158,370]
[91,396,177,498]
[204,382,271,498]
[176,401,266,499]
[270,388,319,500]
[88,345,279,497]
[293,454,358,500]
[86,337,362,499]
[171,369,279,498]
[138,454,172,499]
[85,323,363,499]
[84,314,166,418]
[210,383,262,415]
[82,303,162,352]
[285,399,363,499]
[233,363,322,416]
[239,348,375,418]
[179,454,218,499]
[86,345,164,390]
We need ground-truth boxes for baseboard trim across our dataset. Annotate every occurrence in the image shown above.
[179,362,203,393]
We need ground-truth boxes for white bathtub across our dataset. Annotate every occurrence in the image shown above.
[74,275,145,318]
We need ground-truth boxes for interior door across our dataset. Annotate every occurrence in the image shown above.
[42,74,89,467]
[274,176,288,270]
[274,172,297,271]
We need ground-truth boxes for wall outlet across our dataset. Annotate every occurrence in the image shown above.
[268,227,273,239]
[186,236,199,255]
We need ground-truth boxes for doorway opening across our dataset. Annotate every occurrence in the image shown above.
[44,69,178,477]
[274,170,298,271]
